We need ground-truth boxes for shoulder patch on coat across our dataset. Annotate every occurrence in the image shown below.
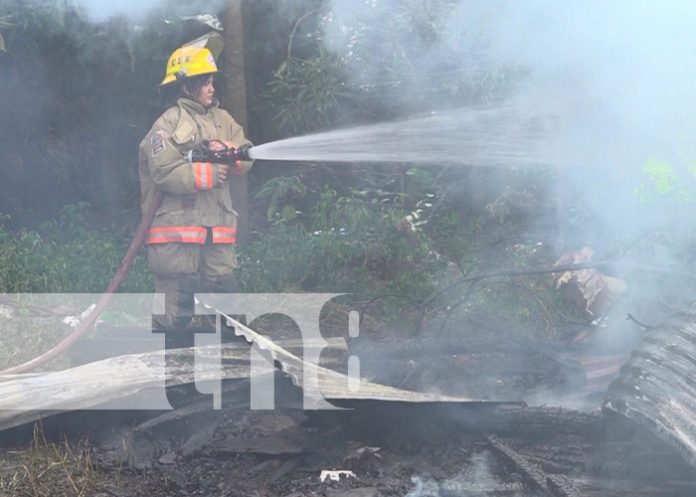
[151,131,166,155]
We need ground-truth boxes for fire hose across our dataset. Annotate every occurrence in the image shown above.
[1,142,252,375]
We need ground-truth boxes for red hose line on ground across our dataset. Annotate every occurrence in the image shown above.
[1,191,163,375]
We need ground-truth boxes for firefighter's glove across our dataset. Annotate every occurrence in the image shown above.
[216,163,230,183]
[206,140,227,153]
[206,142,229,183]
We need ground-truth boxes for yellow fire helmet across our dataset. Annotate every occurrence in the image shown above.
[160,46,218,86]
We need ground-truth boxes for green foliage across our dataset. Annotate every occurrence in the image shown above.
[635,159,696,204]
[242,161,568,338]
[0,203,151,293]
[261,52,353,136]
[255,175,309,224]
[240,178,446,297]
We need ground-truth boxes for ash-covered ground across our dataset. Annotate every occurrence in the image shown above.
[1,371,695,497]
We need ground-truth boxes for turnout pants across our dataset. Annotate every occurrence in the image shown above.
[148,228,238,329]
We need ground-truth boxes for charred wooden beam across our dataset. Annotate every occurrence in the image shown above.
[547,474,584,497]
[487,435,585,497]
[487,435,551,494]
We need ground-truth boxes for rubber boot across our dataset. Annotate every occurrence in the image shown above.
[201,273,243,343]
[152,274,200,348]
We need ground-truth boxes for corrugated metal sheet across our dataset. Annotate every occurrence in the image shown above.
[219,310,490,405]
[603,315,696,469]
[0,313,505,431]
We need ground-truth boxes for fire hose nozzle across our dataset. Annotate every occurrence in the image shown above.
[191,141,254,164]
[235,143,253,161]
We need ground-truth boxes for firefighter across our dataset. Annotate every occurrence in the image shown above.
[139,46,252,329]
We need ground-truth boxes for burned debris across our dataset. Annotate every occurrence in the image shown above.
[2,305,696,496]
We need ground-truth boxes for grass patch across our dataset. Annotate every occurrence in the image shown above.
[0,425,115,497]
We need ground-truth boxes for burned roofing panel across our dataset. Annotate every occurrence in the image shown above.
[603,315,696,469]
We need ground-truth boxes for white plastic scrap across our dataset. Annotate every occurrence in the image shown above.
[0,305,13,319]
[62,303,96,328]
[320,470,357,483]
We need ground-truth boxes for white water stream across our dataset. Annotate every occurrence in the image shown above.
[249,99,557,167]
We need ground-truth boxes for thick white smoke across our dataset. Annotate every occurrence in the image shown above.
[77,0,224,22]
[77,0,164,21]
[466,1,696,228]
[322,0,696,233]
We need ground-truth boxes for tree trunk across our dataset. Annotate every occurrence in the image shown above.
[222,0,250,244]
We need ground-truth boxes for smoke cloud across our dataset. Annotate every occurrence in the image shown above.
[77,0,225,22]
[469,0,696,231]
[405,451,530,497]
[77,0,164,21]
[314,0,696,393]
[321,0,696,234]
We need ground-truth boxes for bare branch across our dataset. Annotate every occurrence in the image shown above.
[423,262,608,309]
[288,9,320,60]
[626,313,659,331]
